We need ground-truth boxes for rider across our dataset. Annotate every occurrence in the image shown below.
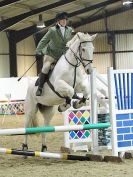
[35,12,73,96]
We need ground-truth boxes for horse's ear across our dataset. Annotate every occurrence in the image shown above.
[91,33,97,41]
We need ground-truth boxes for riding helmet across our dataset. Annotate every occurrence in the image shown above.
[55,12,68,21]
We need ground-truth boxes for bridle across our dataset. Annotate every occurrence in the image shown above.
[64,39,93,88]
[65,40,93,67]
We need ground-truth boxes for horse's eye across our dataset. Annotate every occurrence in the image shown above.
[82,48,85,52]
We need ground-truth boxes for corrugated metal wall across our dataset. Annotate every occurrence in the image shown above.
[108,11,133,31]
[93,54,112,73]
[0,11,132,77]
[77,11,133,32]
[0,32,10,77]
[17,36,37,77]
[94,34,111,52]
[116,34,133,69]
[76,11,133,73]
[0,33,37,77]
[92,33,112,73]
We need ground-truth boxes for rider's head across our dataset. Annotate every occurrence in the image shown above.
[55,12,68,27]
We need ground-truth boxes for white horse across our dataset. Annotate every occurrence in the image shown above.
[23,32,97,152]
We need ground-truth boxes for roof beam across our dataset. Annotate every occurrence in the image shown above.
[0,0,21,8]
[72,4,133,28]
[85,29,133,34]
[0,0,76,32]
[15,25,41,42]
[69,0,121,18]
[15,0,121,42]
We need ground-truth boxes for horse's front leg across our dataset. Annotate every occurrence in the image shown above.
[54,80,74,112]
[73,82,89,109]
[58,97,72,112]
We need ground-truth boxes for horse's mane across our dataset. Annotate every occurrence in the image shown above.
[66,32,97,48]
[66,33,79,48]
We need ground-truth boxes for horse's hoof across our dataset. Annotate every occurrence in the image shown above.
[41,145,47,152]
[58,105,63,112]
[60,146,71,154]
[22,143,28,151]
[41,145,50,159]
[22,143,28,159]
[58,104,71,112]
[73,101,86,109]
[73,101,79,109]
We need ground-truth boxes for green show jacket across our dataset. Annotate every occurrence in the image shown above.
[36,24,73,60]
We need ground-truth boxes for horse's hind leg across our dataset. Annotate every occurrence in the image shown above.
[40,106,55,152]
[23,98,38,151]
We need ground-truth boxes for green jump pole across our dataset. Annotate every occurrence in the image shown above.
[0,123,111,136]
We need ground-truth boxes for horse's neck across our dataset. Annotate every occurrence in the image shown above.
[65,40,80,66]
[50,39,81,82]
[50,53,82,83]
[65,49,78,65]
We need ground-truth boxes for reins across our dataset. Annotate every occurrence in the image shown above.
[64,40,93,88]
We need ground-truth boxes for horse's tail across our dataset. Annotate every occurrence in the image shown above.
[24,84,39,129]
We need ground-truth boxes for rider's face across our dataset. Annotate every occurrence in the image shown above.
[58,19,67,27]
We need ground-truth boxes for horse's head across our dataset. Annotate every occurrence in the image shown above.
[77,32,97,74]
[66,32,97,74]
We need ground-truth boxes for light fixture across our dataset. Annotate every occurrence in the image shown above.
[37,14,46,28]
[122,0,133,5]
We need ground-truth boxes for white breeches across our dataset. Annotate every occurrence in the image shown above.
[41,55,56,74]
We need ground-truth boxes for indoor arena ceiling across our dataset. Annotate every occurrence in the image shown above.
[0,0,133,33]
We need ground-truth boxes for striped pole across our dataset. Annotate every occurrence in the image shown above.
[0,123,111,136]
[0,148,88,160]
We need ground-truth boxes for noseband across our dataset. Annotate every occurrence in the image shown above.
[78,41,93,68]
[65,41,93,68]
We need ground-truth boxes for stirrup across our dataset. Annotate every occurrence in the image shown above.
[36,87,43,96]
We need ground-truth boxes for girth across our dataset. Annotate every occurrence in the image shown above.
[47,79,65,99]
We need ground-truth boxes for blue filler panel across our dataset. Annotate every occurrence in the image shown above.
[116,113,133,148]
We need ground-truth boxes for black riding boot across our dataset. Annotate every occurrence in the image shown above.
[36,73,48,96]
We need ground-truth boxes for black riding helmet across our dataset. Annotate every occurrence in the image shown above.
[55,12,68,21]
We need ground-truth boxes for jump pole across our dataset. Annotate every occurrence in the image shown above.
[0,123,111,136]
[0,148,89,160]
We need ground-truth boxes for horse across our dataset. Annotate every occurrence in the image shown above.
[23,32,97,152]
